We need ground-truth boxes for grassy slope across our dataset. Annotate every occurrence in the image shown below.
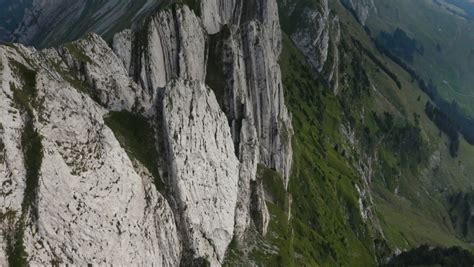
[367,0,474,116]
[226,25,385,267]
[282,31,386,266]
[7,0,474,264]
[230,0,474,265]
[332,0,474,252]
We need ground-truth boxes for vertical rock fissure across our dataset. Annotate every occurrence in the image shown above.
[7,61,43,267]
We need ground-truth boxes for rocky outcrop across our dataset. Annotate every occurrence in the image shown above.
[162,79,239,264]
[0,48,28,266]
[202,0,294,238]
[0,44,181,266]
[0,0,294,265]
[30,73,181,266]
[122,1,293,243]
[134,6,207,92]
[60,33,153,113]
[278,0,341,92]
[290,0,331,72]
[201,0,237,34]
[343,0,377,25]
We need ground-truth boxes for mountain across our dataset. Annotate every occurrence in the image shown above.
[1,0,474,266]
[0,0,32,42]
[0,0,164,48]
[0,1,292,265]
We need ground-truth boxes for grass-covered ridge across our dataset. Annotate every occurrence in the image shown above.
[333,0,474,255]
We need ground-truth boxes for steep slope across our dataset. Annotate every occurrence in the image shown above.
[0,1,293,265]
[0,38,181,266]
[0,0,32,41]
[3,0,164,48]
[365,0,474,116]
[2,0,474,266]
[303,0,474,256]
[232,0,474,265]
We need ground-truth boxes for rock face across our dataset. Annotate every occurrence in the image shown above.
[290,0,331,72]
[0,44,182,266]
[30,74,181,266]
[278,0,341,92]
[0,0,293,266]
[135,6,207,92]
[200,0,294,238]
[0,47,28,265]
[343,0,377,25]
[162,79,239,264]
[201,0,237,34]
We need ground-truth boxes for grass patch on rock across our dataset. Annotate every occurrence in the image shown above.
[104,111,164,192]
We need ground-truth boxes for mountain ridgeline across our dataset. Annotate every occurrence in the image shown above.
[1,0,474,266]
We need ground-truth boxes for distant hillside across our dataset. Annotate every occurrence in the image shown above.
[367,0,474,117]
[0,0,32,41]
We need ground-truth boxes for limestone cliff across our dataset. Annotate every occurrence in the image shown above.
[0,0,293,265]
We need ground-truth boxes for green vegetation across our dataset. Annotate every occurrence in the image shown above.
[352,38,402,89]
[64,42,93,64]
[7,219,28,267]
[20,116,43,219]
[367,23,474,151]
[448,191,474,242]
[269,0,474,265]
[252,165,292,265]
[366,0,474,116]
[205,26,231,112]
[257,165,286,207]
[372,112,428,169]
[224,164,292,266]
[8,60,43,267]
[104,111,164,192]
[375,28,423,63]
[386,245,474,267]
[11,61,37,108]
[282,32,383,266]
[10,61,43,218]
[425,101,460,157]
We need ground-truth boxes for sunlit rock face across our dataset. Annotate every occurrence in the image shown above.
[162,79,240,264]
[0,0,293,265]
[0,43,181,266]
